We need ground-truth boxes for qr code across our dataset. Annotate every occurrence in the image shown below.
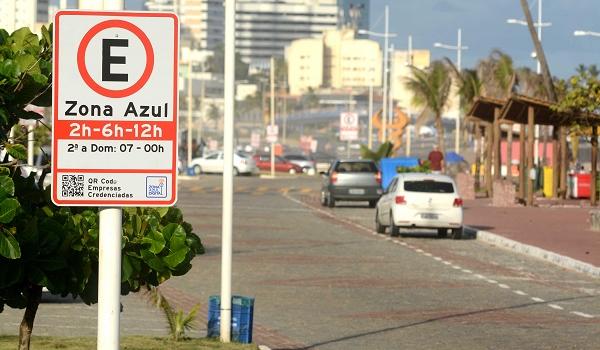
[61,175,84,197]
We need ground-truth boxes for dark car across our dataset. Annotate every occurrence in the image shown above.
[320,159,383,208]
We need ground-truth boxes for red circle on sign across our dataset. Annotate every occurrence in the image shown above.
[77,20,154,98]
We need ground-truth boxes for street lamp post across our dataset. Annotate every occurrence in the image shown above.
[434,28,468,154]
[358,5,396,145]
[507,0,551,165]
[574,30,600,38]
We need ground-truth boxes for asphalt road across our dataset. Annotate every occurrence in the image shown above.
[169,174,600,350]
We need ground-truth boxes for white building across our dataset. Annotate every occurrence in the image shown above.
[0,0,48,33]
[236,0,338,68]
[78,0,124,10]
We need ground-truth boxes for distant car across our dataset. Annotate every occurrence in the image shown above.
[189,151,257,176]
[375,173,463,239]
[252,154,303,174]
[283,154,316,174]
[320,159,382,208]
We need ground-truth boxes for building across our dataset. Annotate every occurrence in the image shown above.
[145,0,224,50]
[286,38,324,96]
[0,0,48,33]
[78,0,124,10]
[390,50,431,115]
[286,28,381,96]
[236,0,338,68]
[338,0,369,34]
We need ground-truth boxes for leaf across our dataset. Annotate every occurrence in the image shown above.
[141,250,167,272]
[163,223,186,249]
[163,247,190,270]
[0,230,21,259]
[0,175,14,200]
[0,198,19,223]
[141,229,166,254]
[4,143,27,160]
[14,54,40,75]
[36,256,67,271]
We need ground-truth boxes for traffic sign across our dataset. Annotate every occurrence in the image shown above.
[250,132,261,148]
[266,125,278,143]
[52,11,179,206]
[340,112,359,141]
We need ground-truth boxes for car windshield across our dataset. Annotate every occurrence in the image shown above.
[334,161,377,173]
[404,180,454,193]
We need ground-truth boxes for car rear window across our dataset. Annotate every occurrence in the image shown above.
[334,161,377,173]
[285,155,306,161]
[404,180,454,193]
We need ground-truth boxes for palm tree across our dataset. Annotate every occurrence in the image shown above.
[405,61,452,154]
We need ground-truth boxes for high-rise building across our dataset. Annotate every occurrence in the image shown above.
[0,0,48,33]
[78,0,124,10]
[145,0,224,49]
[390,50,431,113]
[286,28,381,96]
[236,0,338,68]
[338,0,369,34]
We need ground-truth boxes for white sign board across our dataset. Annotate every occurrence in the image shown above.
[52,11,179,206]
[266,125,279,143]
[340,112,359,141]
[250,132,261,148]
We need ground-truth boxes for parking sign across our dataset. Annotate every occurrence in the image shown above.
[52,11,179,206]
[340,112,359,141]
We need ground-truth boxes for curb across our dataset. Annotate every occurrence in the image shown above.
[258,346,272,350]
[468,226,600,278]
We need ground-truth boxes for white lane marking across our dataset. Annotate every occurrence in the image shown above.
[371,232,377,235]
[399,242,408,246]
[571,311,594,319]
[514,290,528,296]
[548,304,564,310]
[424,253,433,257]
[452,265,461,270]
[415,249,424,253]
[385,237,392,241]
[531,297,545,303]
[498,284,510,289]
[442,261,452,265]
[474,274,486,279]
[433,257,443,261]
[486,279,498,284]
[461,269,473,274]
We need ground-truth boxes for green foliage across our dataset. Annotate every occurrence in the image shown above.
[206,43,249,81]
[146,287,200,341]
[554,65,600,126]
[360,142,394,162]
[397,161,431,174]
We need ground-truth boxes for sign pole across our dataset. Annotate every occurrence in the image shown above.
[97,207,122,350]
[270,56,275,178]
[220,0,236,342]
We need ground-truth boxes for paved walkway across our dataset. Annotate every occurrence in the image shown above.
[464,198,600,267]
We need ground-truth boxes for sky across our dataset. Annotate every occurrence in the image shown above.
[66,0,600,78]
[369,0,600,78]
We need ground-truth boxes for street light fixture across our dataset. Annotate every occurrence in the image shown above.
[433,28,468,154]
[574,30,600,37]
[357,5,396,144]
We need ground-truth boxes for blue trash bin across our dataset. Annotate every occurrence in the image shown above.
[207,295,254,343]
[186,167,196,176]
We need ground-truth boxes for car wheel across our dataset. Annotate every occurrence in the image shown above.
[289,168,297,175]
[437,228,448,239]
[327,194,335,208]
[390,214,400,237]
[193,165,202,175]
[320,191,328,207]
[233,167,239,176]
[375,210,386,234]
[451,227,463,240]
[368,200,377,208]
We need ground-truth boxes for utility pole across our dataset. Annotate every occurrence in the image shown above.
[387,44,395,143]
[382,5,389,143]
[187,60,193,169]
[368,84,373,149]
[270,57,276,177]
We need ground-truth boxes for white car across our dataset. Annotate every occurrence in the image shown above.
[375,173,463,239]
[189,151,257,176]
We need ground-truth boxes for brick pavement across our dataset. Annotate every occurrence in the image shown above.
[463,198,600,267]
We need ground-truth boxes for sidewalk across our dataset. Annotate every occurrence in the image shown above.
[464,198,600,269]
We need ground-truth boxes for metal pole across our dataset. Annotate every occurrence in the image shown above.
[368,84,373,149]
[408,35,413,65]
[387,44,395,143]
[407,35,412,157]
[270,57,275,177]
[534,0,542,164]
[347,91,352,159]
[381,5,389,142]
[187,60,193,168]
[27,125,34,165]
[455,28,462,154]
[220,0,236,342]
[97,207,122,350]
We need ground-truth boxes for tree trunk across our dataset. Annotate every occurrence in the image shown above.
[591,127,597,206]
[18,285,42,350]
[506,126,513,182]
[474,122,482,191]
[560,127,568,199]
[519,0,557,103]
[436,114,445,156]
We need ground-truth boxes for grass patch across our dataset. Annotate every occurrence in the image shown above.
[0,336,257,350]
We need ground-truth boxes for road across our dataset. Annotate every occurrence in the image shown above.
[167,174,600,350]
